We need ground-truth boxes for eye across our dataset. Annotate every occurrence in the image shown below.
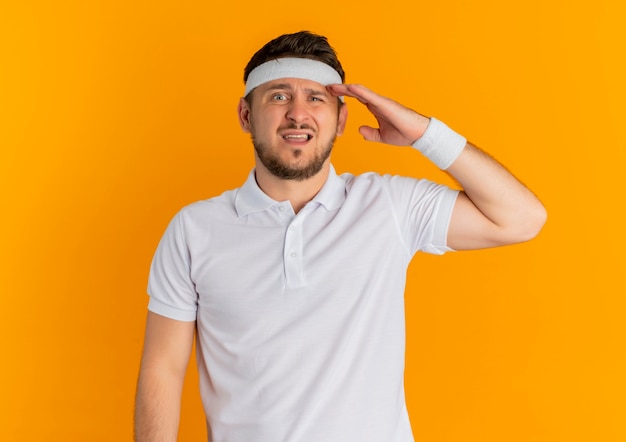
[272,93,288,101]
[309,96,324,102]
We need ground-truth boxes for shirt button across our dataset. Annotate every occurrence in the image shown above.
[278,206,285,212]
[290,252,298,258]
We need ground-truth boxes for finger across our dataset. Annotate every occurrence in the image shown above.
[344,84,391,107]
[327,84,375,105]
[327,88,368,106]
[326,83,351,96]
[358,125,381,143]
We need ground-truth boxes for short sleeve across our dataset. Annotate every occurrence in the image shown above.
[384,175,459,255]
[146,211,198,321]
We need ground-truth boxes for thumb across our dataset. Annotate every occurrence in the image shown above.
[358,125,381,143]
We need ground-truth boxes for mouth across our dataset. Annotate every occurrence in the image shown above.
[282,133,313,142]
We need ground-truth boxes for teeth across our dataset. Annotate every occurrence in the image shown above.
[284,134,309,140]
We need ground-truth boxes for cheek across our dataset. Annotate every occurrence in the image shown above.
[249,117,275,141]
[311,107,336,124]
[251,109,282,129]
[319,114,340,136]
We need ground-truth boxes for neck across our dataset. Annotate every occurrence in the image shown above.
[254,162,330,214]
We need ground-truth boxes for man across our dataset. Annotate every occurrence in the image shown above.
[134,31,546,441]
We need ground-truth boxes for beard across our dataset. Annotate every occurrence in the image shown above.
[252,124,336,181]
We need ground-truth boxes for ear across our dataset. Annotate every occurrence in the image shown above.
[237,97,251,133]
[336,102,348,136]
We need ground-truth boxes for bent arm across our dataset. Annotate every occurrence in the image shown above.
[445,142,547,250]
[134,311,196,442]
[326,83,547,249]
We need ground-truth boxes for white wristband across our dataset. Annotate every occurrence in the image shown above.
[411,117,466,170]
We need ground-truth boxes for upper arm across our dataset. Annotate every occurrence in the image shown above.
[138,311,196,378]
[446,191,514,251]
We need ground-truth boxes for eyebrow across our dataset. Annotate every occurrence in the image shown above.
[305,88,330,97]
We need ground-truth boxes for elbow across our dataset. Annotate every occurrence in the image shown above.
[512,203,548,243]
[528,202,548,239]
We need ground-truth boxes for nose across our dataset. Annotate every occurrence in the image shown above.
[285,96,309,124]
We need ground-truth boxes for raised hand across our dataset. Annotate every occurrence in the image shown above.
[327,83,431,147]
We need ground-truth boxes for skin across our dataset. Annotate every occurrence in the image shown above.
[245,81,341,181]
[134,79,547,441]
[134,313,194,442]
[237,78,348,213]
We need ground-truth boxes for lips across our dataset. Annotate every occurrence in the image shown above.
[281,130,314,143]
[283,134,312,141]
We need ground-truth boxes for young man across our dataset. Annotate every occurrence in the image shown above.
[134,31,546,441]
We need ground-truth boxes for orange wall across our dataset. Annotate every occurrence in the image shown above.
[1,1,624,441]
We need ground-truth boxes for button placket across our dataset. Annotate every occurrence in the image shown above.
[284,217,305,288]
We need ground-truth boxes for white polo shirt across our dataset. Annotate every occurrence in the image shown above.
[148,166,459,442]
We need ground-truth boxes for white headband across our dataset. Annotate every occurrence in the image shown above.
[244,57,343,97]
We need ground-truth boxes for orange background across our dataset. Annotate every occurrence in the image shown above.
[1,1,624,441]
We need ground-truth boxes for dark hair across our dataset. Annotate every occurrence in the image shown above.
[243,31,345,85]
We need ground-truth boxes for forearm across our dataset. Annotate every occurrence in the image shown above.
[411,116,546,248]
[134,367,185,442]
[446,141,547,244]
[134,312,195,441]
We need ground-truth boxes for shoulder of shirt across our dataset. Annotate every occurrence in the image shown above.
[172,187,239,224]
